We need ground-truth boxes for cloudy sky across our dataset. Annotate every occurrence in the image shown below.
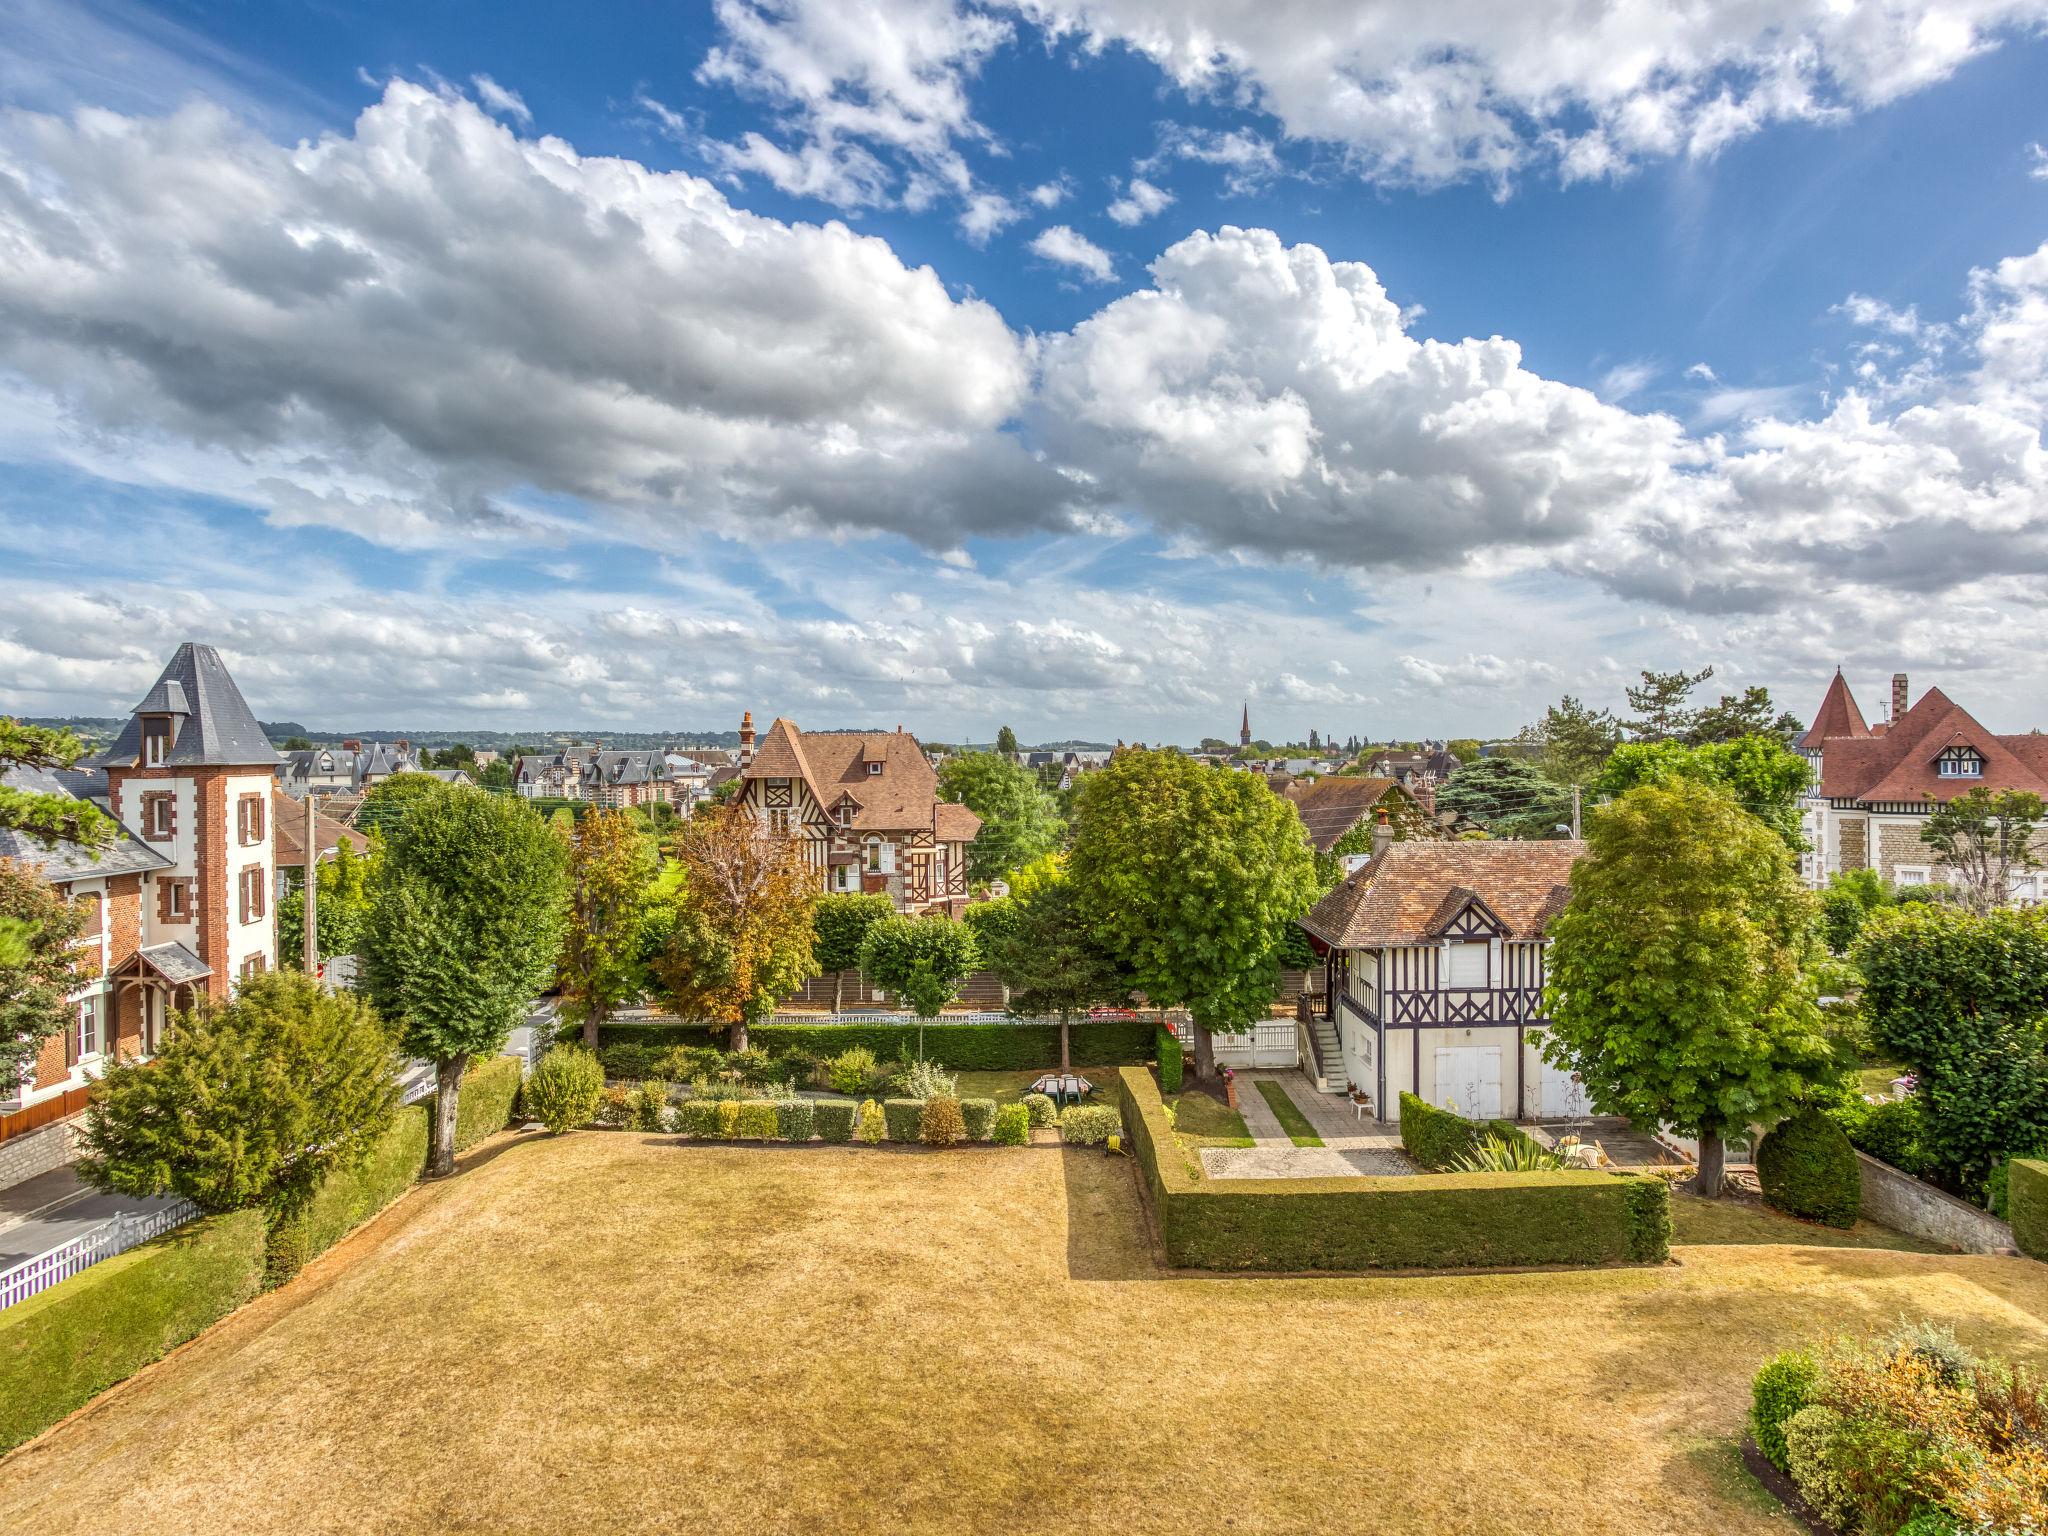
[1,0,2046,743]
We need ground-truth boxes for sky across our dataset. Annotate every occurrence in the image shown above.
[0,0,2046,745]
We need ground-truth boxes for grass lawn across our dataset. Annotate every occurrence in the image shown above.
[1165,1086,1252,1152]
[1858,1060,1909,1097]
[5,1135,2044,1536]
[1256,1079,1325,1147]
[1671,1190,1948,1253]
[951,1068,1123,1106]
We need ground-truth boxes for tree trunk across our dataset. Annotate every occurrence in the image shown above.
[582,1009,599,1051]
[1059,1010,1072,1073]
[428,1052,468,1179]
[1695,1119,1726,1199]
[832,969,844,1016]
[1192,1023,1215,1082]
[730,1017,749,1055]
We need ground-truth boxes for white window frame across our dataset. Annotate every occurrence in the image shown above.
[78,993,101,1061]
[1894,865,1931,887]
[1443,940,1490,989]
[143,718,170,767]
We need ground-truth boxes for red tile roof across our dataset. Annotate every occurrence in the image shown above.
[1300,839,1586,949]
[743,719,982,840]
[1812,683,2048,804]
[1798,668,1870,751]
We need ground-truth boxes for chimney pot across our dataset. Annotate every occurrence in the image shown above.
[1892,672,1909,720]
[1371,803,1394,859]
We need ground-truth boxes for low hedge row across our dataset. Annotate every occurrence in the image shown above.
[1156,1027,1183,1095]
[265,1104,430,1284]
[594,1018,1157,1069]
[0,1209,266,1451]
[2012,1157,2048,1260]
[1397,1092,1534,1170]
[1124,1068,1670,1271]
[650,1095,1013,1144]
[454,1055,523,1153]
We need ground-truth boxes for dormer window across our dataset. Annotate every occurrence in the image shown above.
[867,761,882,776]
[143,715,173,766]
[1937,747,1984,778]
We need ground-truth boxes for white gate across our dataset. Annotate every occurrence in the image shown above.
[1174,1020,1299,1069]
[1434,1046,1502,1119]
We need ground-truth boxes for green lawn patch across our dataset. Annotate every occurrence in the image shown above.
[1256,1080,1324,1147]
[1670,1191,1943,1252]
[1167,1088,1252,1149]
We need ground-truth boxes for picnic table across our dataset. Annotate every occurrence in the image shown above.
[1030,1073,1093,1107]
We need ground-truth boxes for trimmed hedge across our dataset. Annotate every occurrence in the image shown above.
[1750,1349,1819,1472]
[814,1100,857,1143]
[1022,1092,1056,1129]
[992,1102,1030,1146]
[596,1018,1155,1070]
[883,1098,924,1142]
[1059,1103,1121,1145]
[1398,1092,1479,1170]
[1756,1109,1861,1229]
[2012,1157,2048,1260]
[677,1099,722,1139]
[735,1102,780,1140]
[960,1098,997,1141]
[774,1099,816,1143]
[0,1210,266,1451]
[265,1104,430,1284]
[1156,1027,1184,1095]
[454,1055,523,1152]
[1122,1068,1670,1272]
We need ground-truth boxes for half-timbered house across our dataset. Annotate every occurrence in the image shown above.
[1298,839,1586,1120]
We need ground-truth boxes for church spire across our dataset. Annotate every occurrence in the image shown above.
[1240,701,1251,749]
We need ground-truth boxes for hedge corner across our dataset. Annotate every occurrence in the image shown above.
[2012,1157,2048,1261]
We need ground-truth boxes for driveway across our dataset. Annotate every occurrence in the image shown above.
[1200,1069,1419,1179]
[0,1164,188,1270]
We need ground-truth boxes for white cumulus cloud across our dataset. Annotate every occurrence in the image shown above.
[1028,223,1118,281]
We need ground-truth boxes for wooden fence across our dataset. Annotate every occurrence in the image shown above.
[0,1085,91,1145]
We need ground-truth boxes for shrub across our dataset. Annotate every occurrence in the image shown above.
[594,1085,633,1128]
[1156,1027,1183,1095]
[1844,1097,1928,1176]
[1022,1092,1056,1129]
[524,1046,606,1133]
[2011,1157,2048,1259]
[773,1099,815,1143]
[454,1056,524,1152]
[893,1058,958,1101]
[1750,1350,1819,1471]
[1398,1091,1480,1170]
[882,1098,924,1142]
[813,1100,857,1144]
[735,1101,780,1140]
[992,1102,1030,1146]
[716,1100,743,1139]
[1784,1405,1854,1527]
[1895,1512,1961,1536]
[596,1018,1158,1069]
[264,1105,429,1286]
[628,1079,672,1133]
[1757,1108,1861,1228]
[1059,1103,1120,1145]
[855,1099,887,1145]
[827,1047,879,1096]
[920,1095,966,1147]
[676,1098,722,1139]
[1452,1132,1566,1173]
[656,1044,724,1082]
[960,1097,997,1141]
[598,1042,663,1081]
[687,1076,756,1102]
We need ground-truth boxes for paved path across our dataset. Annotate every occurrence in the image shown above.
[1201,1069,1419,1179]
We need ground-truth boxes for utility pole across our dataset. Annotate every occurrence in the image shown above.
[1571,784,1582,840]
[302,793,319,977]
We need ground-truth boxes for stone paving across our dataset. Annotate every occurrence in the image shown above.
[1200,1069,1420,1179]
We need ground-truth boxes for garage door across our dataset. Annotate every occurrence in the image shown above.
[1433,1047,1501,1120]
[1538,1059,1589,1118]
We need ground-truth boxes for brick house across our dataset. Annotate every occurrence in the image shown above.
[1363,743,1462,815]
[1285,775,1441,859]
[1798,670,2048,900]
[514,747,672,808]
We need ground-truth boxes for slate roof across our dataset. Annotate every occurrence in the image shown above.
[1809,681,2048,804]
[123,941,211,985]
[0,765,173,882]
[743,719,982,840]
[91,643,280,769]
[1300,839,1586,949]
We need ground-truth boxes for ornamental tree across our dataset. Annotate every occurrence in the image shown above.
[937,750,1063,884]
[360,783,568,1176]
[650,805,817,1053]
[1591,735,1814,849]
[858,913,978,1021]
[1069,749,1318,1079]
[1437,756,1572,839]
[276,833,382,966]
[812,891,894,1013]
[0,720,115,849]
[1920,786,2043,917]
[558,807,657,1049]
[1853,903,2048,1194]
[77,969,400,1221]
[983,877,1129,1071]
[1542,778,1833,1197]
[0,858,87,1082]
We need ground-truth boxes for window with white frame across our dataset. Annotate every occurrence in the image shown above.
[1937,749,1984,777]
[1444,941,1489,988]
[143,717,171,766]
[78,993,101,1059]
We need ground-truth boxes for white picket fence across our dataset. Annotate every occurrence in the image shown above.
[0,1198,200,1311]
[1170,1019,1300,1069]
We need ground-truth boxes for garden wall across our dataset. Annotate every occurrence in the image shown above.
[596,1018,1156,1070]
[1853,1150,2014,1254]
[1118,1067,1670,1272]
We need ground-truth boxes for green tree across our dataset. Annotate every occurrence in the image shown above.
[77,970,399,1221]
[937,750,1062,884]
[478,759,514,792]
[1591,736,1813,848]
[1854,903,2048,1194]
[812,891,894,1013]
[1444,738,1482,761]
[276,834,382,967]
[360,783,568,1176]
[558,808,656,1050]
[1542,778,1833,1197]
[994,725,1019,756]
[280,735,315,752]
[983,877,1128,1070]
[0,720,116,849]
[354,771,448,837]
[858,914,979,1045]
[1920,786,2043,916]
[1624,665,1716,742]
[1437,756,1572,839]
[1069,749,1318,1078]
[650,804,817,1053]
[1688,685,1804,746]
[0,859,87,1082]
[1819,869,1893,955]
[1520,696,1621,787]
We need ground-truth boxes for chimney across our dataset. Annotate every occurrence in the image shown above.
[1371,804,1393,860]
[1892,673,1909,721]
[343,739,361,753]
[738,711,755,769]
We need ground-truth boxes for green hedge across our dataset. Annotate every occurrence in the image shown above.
[0,1210,265,1451]
[960,1098,997,1141]
[1756,1109,1861,1229]
[814,1100,856,1143]
[454,1055,523,1152]
[265,1105,430,1284]
[2012,1157,2048,1260]
[1156,1028,1184,1095]
[1123,1068,1669,1272]
[1398,1092,1479,1169]
[883,1098,924,1142]
[596,1018,1155,1070]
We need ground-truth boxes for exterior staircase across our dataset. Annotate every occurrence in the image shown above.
[1295,996,1347,1095]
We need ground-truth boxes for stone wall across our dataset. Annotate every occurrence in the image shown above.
[1856,1151,2014,1254]
[0,1117,81,1193]
[1836,817,1867,871]
[1875,820,1926,879]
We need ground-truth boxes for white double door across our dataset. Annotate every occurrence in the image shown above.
[1434,1046,1502,1120]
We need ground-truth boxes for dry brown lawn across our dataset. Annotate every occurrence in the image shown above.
[3,1132,2045,1536]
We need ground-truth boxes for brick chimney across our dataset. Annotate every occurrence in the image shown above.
[1371,803,1394,859]
[1892,673,1909,721]
[738,711,755,769]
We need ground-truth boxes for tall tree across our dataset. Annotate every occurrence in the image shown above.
[650,805,817,1053]
[0,859,87,1083]
[1542,779,1832,1197]
[276,834,382,967]
[984,877,1128,1071]
[355,770,449,837]
[1687,685,1804,746]
[360,783,568,1177]
[994,725,1019,756]
[478,759,514,792]
[1069,750,1318,1079]
[1624,665,1715,742]
[0,720,116,849]
[558,808,656,1049]
[858,914,978,1054]
[812,891,894,1013]
[1437,756,1572,839]
[1591,736,1814,848]
[78,970,399,1224]
[1520,696,1622,786]
[1920,786,2043,916]
[937,750,1062,885]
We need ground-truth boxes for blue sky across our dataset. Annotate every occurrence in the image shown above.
[1,0,2045,743]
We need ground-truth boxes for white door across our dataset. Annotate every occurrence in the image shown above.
[1538,1059,1588,1118]
[1434,1047,1501,1119]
